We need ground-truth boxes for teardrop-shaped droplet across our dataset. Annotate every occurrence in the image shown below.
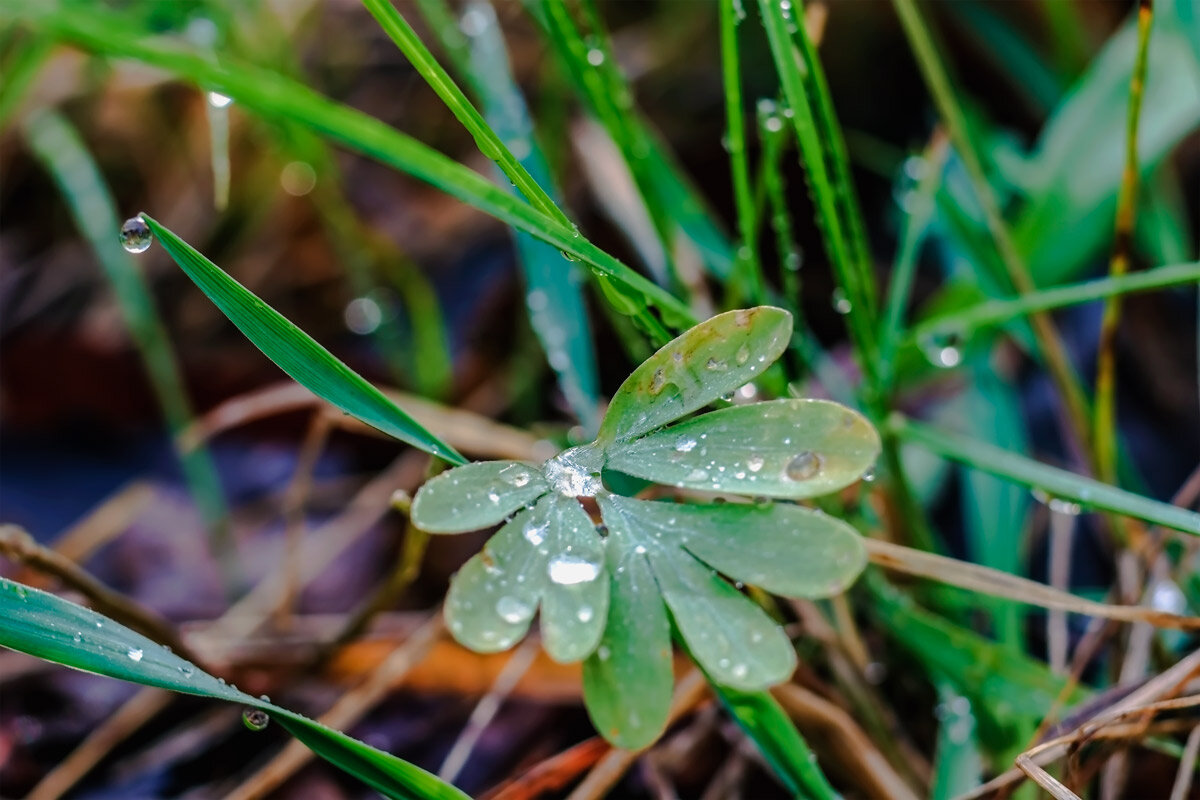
[785,451,823,481]
[242,708,270,731]
[120,217,153,253]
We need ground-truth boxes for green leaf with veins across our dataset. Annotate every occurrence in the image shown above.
[582,519,674,750]
[444,493,607,662]
[606,399,880,499]
[597,306,792,444]
[606,495,866,599]
[411,461,547,533]
[599,495,797,691]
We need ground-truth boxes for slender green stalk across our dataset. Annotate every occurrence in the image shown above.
[360,0,573,232]
[1094,0,1155,484]
[757,0,880,386]
[0,31,51,126]
[21,111,231,548]
[758,102,802,323]
[891,0,1095,470]
[720,0,764,304]
[878,133,949,390]
[912,261,1200,344]
[411,0,473,77]
[890,415,1200,534]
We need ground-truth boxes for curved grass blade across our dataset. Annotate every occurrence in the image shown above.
[582,521,673,749]
[412,461,547,533]
[608,399,879,500]
[892,415,1200,534]
[6,0,692,332]
[606,496,866,599]
[597,307,792,444]
[711,683,839,800]
[140,214,466,466]
[0,578,469,800]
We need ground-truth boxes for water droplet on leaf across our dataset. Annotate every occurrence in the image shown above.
[242,708,270,731]
[547,554,601,585]
[495,595,535,624]
[127,648,144,662]
[120,217,152,253]
[785,451,823,481]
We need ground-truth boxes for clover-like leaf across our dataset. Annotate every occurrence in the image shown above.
[605,495,866,599]
[444,492,608,662]
[582,519,674,750]
[597,307,792,445]
[606,399,880,499]
[411,461,547,533]
[599,495,796,691]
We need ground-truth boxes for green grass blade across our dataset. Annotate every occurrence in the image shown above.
[22,111,230,533]
[0,578,469,800]
[0,30,51,126]
[910,260,1200,344]
[757,0,880,380]
[456,0,602,433]
[140,214,466,466]
[7,0,692,331]
[712,683,840,799]
[361,0,572,232]
[891,415,1200,534]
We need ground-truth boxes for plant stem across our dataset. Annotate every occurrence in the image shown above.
[361,0,573,232]
[1094,0,1155,485]
[891,0,1096,471]
[720,0,765,304]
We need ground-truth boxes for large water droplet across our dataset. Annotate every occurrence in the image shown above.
[495,595,534,623]
[127,648,144,662]
[120,217,152,253]
[547,554,601,585]
[344,296,382,334]
[242,708,270,731]
[207,91,233,108]
[785,451,822,481]
[586,48,606,66]
[920,330,965,369]
[831,288,852,315]
[542,446,603,497]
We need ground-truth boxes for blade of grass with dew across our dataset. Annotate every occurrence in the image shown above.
[361,0,571,233]
[757,0,879,381]
[526,0,734,284]
[452,0,602,433]
[720,0,765,305]
[0,578,469,800]
[6,0,694,333]
[909,261,1200,344]
[890,415,1200,534]
[714,683,840,799]
[930,683,983,799]
[22,112,230,535]
[139,214,466,466]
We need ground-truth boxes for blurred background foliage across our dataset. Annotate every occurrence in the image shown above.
[0,0,1198,797]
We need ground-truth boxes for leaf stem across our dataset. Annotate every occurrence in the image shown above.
[1094,0,1155,484]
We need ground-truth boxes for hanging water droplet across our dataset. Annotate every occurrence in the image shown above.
[207,91,233,108]
[120,217,153,253]
[746,455,765,473]
[586,48,606,66]
[1031,487,1081,516]
[127,648,144,662]
[831,288,852,315]
[495,595,534,624]
[242,708,270,731]
[861,465,876,483]
[547,554,601,585]
[674,436,697,453]
[785,451,823,481]
[919,330,965,369]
